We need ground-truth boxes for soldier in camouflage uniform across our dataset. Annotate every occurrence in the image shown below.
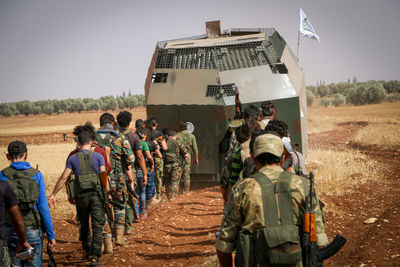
[163,129,188,200]
[216,132,329,267]
[218,105,260,203]
[96,113,135,246]
[108,130,135,246]
[148,117,168,201]
[177,121,199,194]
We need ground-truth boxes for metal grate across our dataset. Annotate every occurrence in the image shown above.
[155,40,281,71]
[206,85,220,97]
[206,83,236,97]
[221,83,236,96]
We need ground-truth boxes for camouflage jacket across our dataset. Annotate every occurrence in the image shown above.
[164,138,187,164]
[177,131,198,156]
[110,133,135,170]
[215,165,329,253]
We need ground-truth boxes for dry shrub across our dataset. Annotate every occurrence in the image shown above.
[354,122,400,150]
[306,149,380,196]
[308,102,400,134]
[0,143,77,218]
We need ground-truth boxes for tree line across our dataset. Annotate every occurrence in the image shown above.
[306,80,400,107]
[0,95,145,117]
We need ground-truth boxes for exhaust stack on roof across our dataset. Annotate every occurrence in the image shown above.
[206,20,221,38]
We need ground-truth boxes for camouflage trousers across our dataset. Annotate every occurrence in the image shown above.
[110,171,127,226]
[154,157,164,199]
[76,193,106,258]
[180,154,191,193]
[125,169,137,231]
[0,245,10,267]
[164,162,182,200]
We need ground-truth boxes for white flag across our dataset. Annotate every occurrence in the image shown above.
[299,8,320,41]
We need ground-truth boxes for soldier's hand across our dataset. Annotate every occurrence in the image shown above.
[195,157,199,165]
[16,241,31,255]
[48,194,57,208]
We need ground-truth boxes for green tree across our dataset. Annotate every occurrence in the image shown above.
[42,103,54,115]
[306,86,317,96]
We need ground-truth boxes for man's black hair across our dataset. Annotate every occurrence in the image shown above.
[261,101,275,117]
[135,119,145,129]
[265,119,289,138]
[73,121,96,141]
[99,113,114,127]
[144,120,151,129]
[148,117,158,125]
[137,127,150,140]
[7,141,27,159]
[179,121,187,131]
[243,104,259,120]
[117,111,132,128]
[163,128,176,137]
[73,122,96,142]
[77,131,92,145]
[255,152,281,165]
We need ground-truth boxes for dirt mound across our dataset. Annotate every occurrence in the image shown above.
[0,132,73,146]
[337,121,369,127]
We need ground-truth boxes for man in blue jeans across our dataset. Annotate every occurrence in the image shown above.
[0,141,56,267]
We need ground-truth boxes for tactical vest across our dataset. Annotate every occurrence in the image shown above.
[236,171,302,267]
[74,151,102,197]
[177,132,192,154]
[2,167,40,227]
[164,139,180,164]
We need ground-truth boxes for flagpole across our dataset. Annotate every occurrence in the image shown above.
[296,29,300,62]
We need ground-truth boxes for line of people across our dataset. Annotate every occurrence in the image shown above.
[0,110,198,266]
[46,111,198,265]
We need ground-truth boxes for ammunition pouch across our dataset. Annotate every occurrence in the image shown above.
[255,225,302,265]
[66,177,77,204]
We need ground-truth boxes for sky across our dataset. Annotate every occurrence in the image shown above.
[0,0,399,103]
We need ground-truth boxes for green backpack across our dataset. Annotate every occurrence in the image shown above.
[74,151,101,197]
[235,171,302,267]
[2,167,40,227]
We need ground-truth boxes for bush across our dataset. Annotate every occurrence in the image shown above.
[306,90,315,107]
[318,85,330,98]
[386,93,400,102]
[332,94,346,107]
[320,97,331,107]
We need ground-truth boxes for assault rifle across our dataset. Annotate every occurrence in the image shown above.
[303,172,346,267]
[99,171,125,239]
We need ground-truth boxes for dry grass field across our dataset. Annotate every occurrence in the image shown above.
[306,102,400,197]
[0,107,146,217]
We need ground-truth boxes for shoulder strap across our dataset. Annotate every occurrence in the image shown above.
[251,171,295,227]
[274,172,295,225]
[250,172,278,227]
[2,166,39,180]
[78,151,94,175]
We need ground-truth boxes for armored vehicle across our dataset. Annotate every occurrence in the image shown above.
[145,21,308,183]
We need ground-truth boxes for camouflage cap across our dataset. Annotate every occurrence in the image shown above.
[253,133,283,158]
